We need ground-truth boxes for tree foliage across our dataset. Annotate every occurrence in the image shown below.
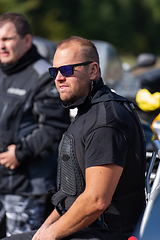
[0,0,160,54]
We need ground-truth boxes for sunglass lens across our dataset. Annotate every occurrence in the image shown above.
[49,68,58,78]
[60,66,73,77]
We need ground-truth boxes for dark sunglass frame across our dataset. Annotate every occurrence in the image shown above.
[49,61,93,78]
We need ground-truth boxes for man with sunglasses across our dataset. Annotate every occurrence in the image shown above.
[0,12,70,237]
[3,36,146,240]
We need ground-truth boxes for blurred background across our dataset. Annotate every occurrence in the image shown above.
[0,0,160,56]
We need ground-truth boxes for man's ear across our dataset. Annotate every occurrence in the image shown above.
[90,62,100,80]
[24,34,33,50]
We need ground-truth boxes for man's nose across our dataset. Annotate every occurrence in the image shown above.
[0,40,5,49]
[55,70,66,81]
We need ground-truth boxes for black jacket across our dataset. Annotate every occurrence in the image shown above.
[0,45,70,195]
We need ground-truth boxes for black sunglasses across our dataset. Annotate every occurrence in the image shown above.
[49,61,93,78]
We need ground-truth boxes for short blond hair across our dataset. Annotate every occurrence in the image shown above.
[57,36,100,64]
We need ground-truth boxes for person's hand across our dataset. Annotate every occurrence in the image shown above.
[32,224,56,240]
[0,144,21,170]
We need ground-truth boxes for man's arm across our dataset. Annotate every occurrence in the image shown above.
[15,84,70,164]
[0,84,70,169]
[32,164,123,240]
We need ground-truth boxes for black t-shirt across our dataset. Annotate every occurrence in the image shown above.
[71,100,145,198]
[85,126,128,169]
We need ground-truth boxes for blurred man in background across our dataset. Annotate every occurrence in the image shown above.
[0,12,70,237]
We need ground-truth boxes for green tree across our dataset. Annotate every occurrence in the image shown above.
[0,0,160,54]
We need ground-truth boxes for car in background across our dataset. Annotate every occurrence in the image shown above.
[92,40,157,105]
[91,40,123,88]
[33,36,57,64]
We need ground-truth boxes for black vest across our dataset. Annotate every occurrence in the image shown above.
[52,79,146,232]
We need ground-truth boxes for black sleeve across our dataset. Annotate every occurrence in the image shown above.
[15,81,70,163]
[85,126,129,169]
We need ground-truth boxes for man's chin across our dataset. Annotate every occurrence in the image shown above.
[0,59,12,65]
[60,97,74,104]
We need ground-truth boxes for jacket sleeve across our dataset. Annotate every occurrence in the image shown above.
[15,77,71,163]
